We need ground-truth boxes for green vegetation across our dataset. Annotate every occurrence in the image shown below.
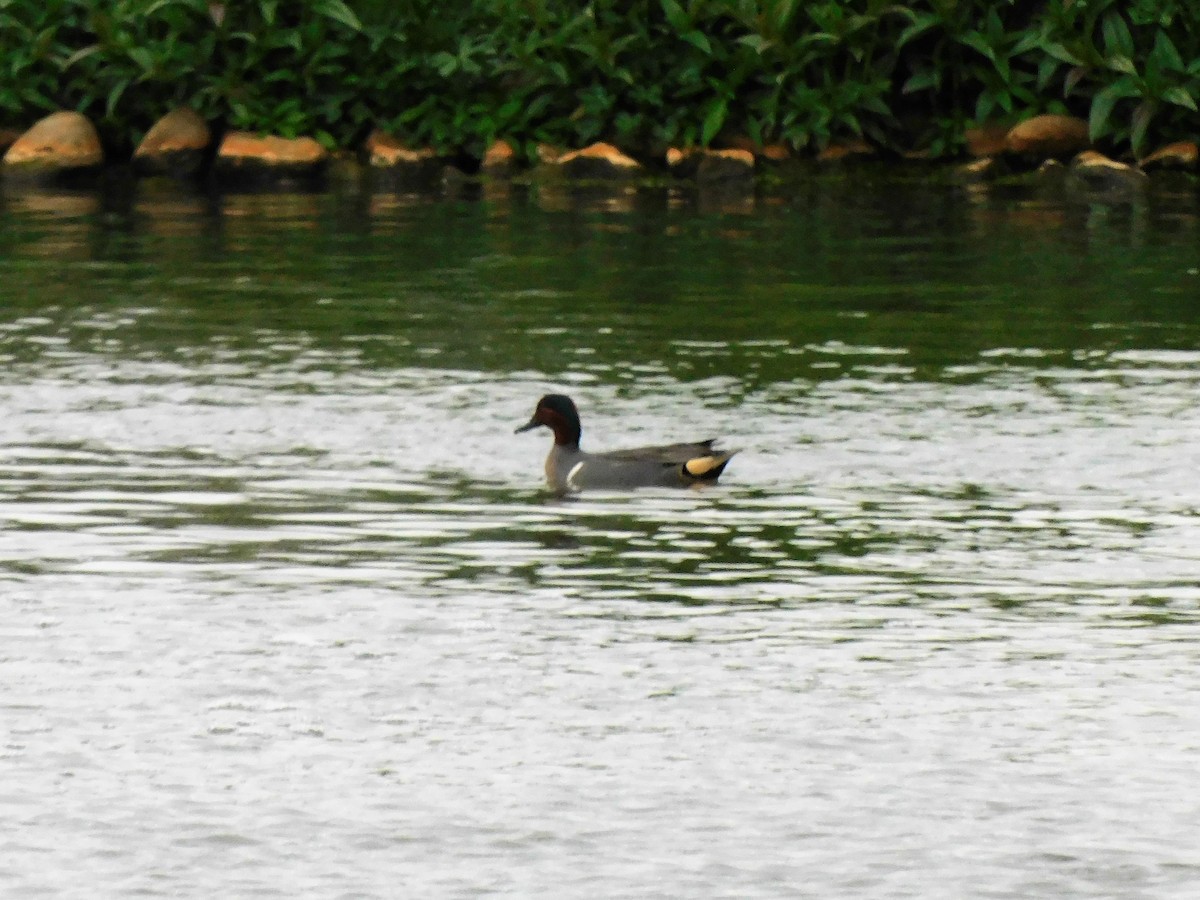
[1,0,1197,159]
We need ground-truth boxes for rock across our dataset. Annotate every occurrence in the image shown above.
[1005,114,1089,159]
[536,143,563,164]
[665,147,755,181]
[816,139,875,163]
[2,111,104,181]
[964,122,1011,158]
[214,131,327,182]
[696,148,755,183]
[722,136,790,162]
[480,139,517,175]
[133,107,211,177]
[327,150,366,188]
[363,129,440,187]
[1139,140,1198,171]
[666,147,701,177]
[1070,150,1147,192]
[364,129,435,167]
[954,156,1003,183]
[760,143,791,162]
[441,164,478,199]
[553,142,641,178]
[666,147,694,168]
[0,127,22,155]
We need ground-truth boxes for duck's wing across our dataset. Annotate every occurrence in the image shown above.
[596,439,719,465]
[594,440,738,484]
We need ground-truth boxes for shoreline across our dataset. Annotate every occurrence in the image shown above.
[2,109,1196,201]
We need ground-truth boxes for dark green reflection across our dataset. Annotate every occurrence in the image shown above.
[1,174,1198,389]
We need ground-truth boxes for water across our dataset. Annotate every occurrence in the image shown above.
[2,173,1199,898]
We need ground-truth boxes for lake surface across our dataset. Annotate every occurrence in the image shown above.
[2,169,1199,898]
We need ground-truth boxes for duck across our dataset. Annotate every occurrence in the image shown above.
[515,393,737,491]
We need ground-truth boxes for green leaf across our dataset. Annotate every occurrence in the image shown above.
[737,34,771,54]
[959,31,997,64]
[1064,66,1088,95]
[860,93,891,117]
[682,31,711,55]
[129,46,154,74]
[314,0,362,31]
[106,80,127,117]
[1105,55,1137,76]
[62,44,101,68]
[1011,31,1041,56]
[896,17,938,50]
[1037,57,1060,92]
[660,0,688,32]
[902,69,938,94]
[1150,31,1185,72]
[1131,100,1154,154]
[431,51,457,77]
[1042,42,1084,66]
[145,0,188,16]
[1162,85,1198,111]
[764,0,800,34]
[975,93,995,122]
[1101,11,1134,58]
[701,98,727,145]
[1088,78,1140,141]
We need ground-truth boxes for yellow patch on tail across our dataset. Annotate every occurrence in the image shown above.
[684,456,721,477]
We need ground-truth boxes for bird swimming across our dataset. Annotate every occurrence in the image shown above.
[515,393,737,491]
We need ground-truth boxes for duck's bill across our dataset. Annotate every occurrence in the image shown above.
[515,418,541,433]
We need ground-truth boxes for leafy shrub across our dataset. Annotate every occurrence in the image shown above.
[0,0,1196,159]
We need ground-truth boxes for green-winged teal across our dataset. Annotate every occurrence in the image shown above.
[516,394,738,491]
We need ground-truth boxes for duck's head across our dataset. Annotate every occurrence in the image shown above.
[515,394,582,447]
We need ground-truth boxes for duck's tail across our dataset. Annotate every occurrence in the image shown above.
[682,449,738,481]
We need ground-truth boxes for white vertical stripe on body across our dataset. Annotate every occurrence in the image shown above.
[566,461,585,489]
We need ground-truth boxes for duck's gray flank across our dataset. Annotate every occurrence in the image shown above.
[516,393,738,491]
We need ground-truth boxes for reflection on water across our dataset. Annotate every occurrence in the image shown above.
[1,174,1199,898]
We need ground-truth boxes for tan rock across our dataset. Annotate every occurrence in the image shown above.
[3,111,103,174]
[666,147,756,182]
[816,139,875,163]
[665,147,693,168]
[536,143,563,164]
[214,131,327,181]
[697,148,755,183]
[364,129,436,167]
[667,147,707,178]
[954,156,1003,183]
[133,107,211,176]
[722,136,790,161]
[758,143,790,162]
[964,122,1010,158]
[1139,140,1198,171]
[1005,114,1089,159]
[361,129,440,188]
[480,139,517,174]
[1070,150,1147,192]
[554,142,641,177]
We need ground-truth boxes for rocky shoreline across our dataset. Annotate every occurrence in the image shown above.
[2,107,1197,195]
